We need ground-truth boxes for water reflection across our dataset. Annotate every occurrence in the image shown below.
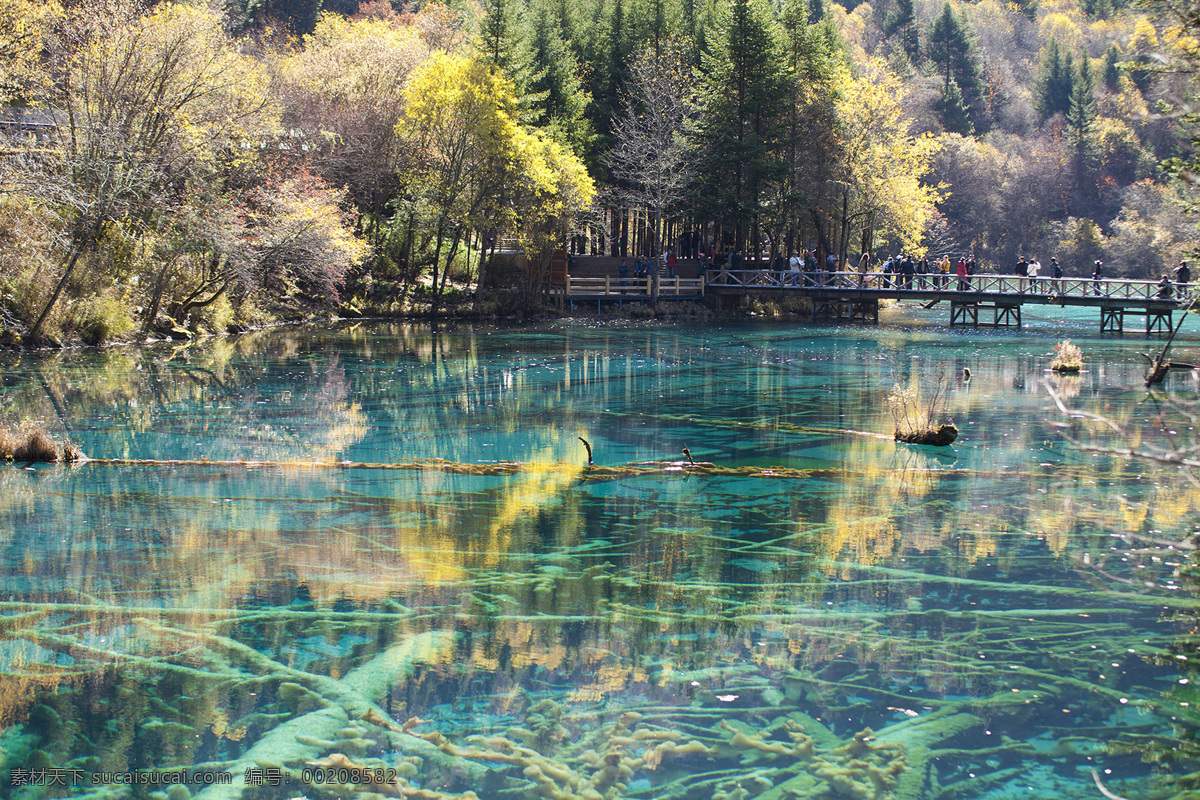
[0,322,1196,799]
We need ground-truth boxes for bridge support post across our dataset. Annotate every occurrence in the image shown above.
[814,299,848,320]
[950,302,978,327]
[850,300,878,323]
[994,305,1021,327]
[1147,310,1172,335]
[1100,307,1123,333]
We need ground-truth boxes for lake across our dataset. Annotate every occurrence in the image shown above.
[0,309,1197,800]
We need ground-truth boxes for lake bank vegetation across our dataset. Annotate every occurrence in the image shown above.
[1,0,1199,346]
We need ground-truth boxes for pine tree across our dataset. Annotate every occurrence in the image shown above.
[630,0,682,58]
[478,0,535,85]
[477,0,547,121]
[224,0,325,36]
[937,77,974,136]
[1067,54,1097,144]
[926,4,981,104]
[528,0,595,160]
[695,0,789,254]
[1103,44,1121,89]
[1035,38,1074,120]
[884,0,920,60]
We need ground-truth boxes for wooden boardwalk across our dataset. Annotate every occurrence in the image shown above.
[554,266,1188,333]
[550,275,705,311]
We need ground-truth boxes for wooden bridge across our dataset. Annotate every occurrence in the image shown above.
[554,263,1188,333]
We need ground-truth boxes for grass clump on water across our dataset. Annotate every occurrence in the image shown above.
[886,375,957,446]
[0,425,84,462]
[1050,340,1083,372]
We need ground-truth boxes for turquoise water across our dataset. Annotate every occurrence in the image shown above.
[0,311,1198,800]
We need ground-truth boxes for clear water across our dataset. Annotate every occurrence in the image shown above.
[1,310,1198,800]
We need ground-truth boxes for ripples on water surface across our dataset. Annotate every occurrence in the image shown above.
[1,313,1199,800]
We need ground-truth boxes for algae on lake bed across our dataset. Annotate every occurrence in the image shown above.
[0,321,1195,799]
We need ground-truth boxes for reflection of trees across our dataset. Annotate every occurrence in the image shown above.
[1050,387,1200,793]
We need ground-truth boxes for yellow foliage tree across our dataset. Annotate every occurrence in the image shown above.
[395,51,594,302]
[0,0,62,103]
[12,0,278,340]
[276,13,430,245]
[833,62,942,257]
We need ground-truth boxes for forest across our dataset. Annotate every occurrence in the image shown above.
[0,0,1198,344]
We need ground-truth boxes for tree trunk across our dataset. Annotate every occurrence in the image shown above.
[30,215,105,342]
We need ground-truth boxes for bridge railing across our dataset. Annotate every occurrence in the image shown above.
[553,275,706,297]
[703,269,1190,301]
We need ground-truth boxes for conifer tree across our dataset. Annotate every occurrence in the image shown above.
[926,4,982,115]
[884,0,920,60]
[1067,55,1097,145]
[777,0,843,252]
[477,0,549,125]
[1103,44,1121,89]
[695,0,789,254]
[937,77,974,136]
[528,0,595,160]
[1035,38,1074,120]
[478,0,537,87]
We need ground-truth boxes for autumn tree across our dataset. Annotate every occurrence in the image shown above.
[394,52,594,304]
[275,13,429,253]
[7,1,278,341]
[829,63,941,263]
[0,0,62,104]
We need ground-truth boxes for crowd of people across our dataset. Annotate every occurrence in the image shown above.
[610,245,1194,302]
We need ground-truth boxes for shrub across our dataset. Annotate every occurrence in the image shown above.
[189,293,235,334]
[1050,340,1083,372]
[72,293,135,346]
[886,375,957,445]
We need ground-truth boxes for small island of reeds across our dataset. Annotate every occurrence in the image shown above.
[886,377,958,446]
[0,425,84,463]
[1050,340,1084,373]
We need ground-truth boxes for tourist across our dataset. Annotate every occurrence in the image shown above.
[618,258,630,294]
[666,248,678,279]
[957,256,969,291]
[1092,260,1103,296]
[938,254,951,289]
[789,250,802,286]
[1027,258,1041,293]
[1050,257,1062,295]
[1174,260,1191,295]
[917,255,929,289]
[1015,256,1028,293]
[1158,274,1174,299]
[901,254,915,289]
[858,251,870,287]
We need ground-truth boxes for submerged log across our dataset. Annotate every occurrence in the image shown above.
[895,424,958,447]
